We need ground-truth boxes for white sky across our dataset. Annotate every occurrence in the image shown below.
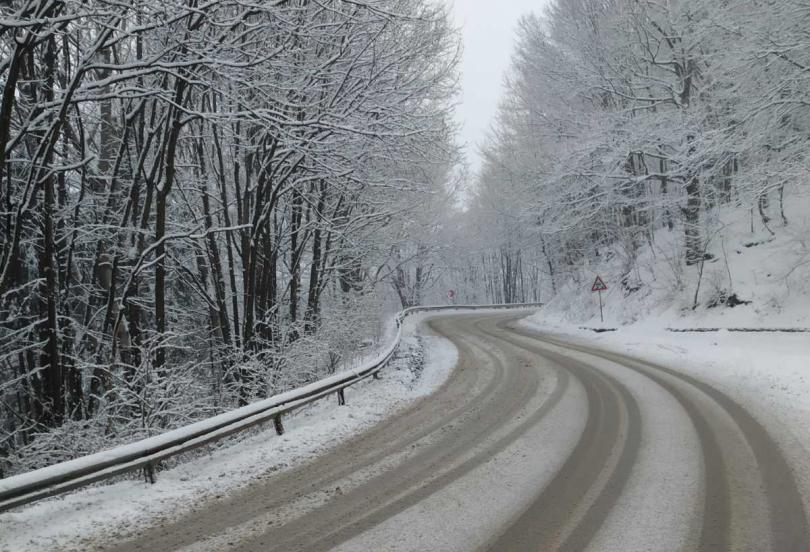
[448,0,551,175]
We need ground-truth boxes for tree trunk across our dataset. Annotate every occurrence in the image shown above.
[37,35,64,427]
[155,77,187,371]
[304,180,327,333]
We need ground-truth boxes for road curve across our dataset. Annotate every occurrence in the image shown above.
[102,313,810,552]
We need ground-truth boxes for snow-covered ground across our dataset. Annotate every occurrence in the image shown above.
[520,314,810,508]
[540,188,810,330]
[0,318,458,552]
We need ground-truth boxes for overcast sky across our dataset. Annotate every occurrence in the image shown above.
[448,0,551,175]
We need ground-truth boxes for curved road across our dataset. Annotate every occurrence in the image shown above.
[107,313,810,552]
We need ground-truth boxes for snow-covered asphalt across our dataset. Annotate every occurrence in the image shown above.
[94,313,810,551]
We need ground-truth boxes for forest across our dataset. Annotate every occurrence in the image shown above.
[0,0,458,475]
[439,0,810,313]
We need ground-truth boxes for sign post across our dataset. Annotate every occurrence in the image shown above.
[447,289,456,304]
[591,276,607,322]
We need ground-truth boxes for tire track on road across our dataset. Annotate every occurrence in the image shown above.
[478,323,642,552]
[234,316,563,552]
[112,315,566,552]
[507,319,810,551]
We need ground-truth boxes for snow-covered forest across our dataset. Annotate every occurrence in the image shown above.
[0,0,459,475]
[441,0,810,322]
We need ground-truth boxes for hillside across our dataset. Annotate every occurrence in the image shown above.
[533,187,810,330]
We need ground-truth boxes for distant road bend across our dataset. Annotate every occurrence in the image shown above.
[108,313,810,552]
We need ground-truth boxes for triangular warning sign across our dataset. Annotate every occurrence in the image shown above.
[591,275,607,292]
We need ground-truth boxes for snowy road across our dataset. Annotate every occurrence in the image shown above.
[104,313,809,552]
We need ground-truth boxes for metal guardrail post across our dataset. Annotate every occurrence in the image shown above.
[273,414,285,436]
[144,463,156,485]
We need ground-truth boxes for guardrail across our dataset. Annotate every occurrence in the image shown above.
[0,302,542,513]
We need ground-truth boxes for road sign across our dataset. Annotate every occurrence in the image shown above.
[447,289,456,300]
[591,276,607,322]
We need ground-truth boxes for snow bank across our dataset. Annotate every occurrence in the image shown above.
[412,335,458,395]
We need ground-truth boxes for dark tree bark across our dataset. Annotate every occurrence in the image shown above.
[154,77,188,371]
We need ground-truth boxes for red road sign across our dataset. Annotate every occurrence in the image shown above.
[591,276,607,292]
[447,289,456,299]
